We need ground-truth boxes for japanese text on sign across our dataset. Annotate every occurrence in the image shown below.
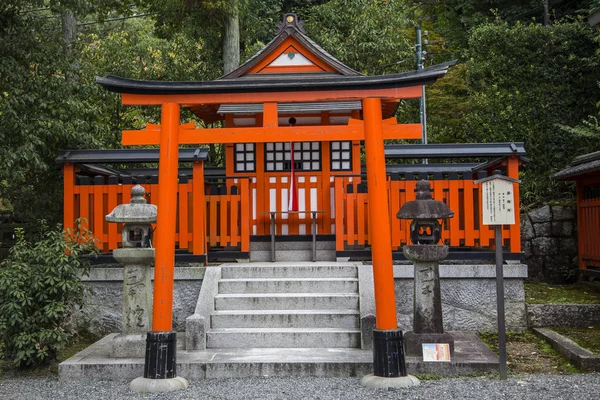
[482,179,515,225]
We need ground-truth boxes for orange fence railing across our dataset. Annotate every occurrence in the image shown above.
[334,175,521,253]
[63,163,250,255]
[577,179,600,269]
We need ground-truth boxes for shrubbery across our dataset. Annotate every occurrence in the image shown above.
[0,221,97,367]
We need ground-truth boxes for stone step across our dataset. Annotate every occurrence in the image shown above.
[249,249,336,262]
[210,309,360,329]
[206,327,361,348]
[214,293,359,311]
[250,240,336,251]
[218,278,358,294]
[220,264,357,279]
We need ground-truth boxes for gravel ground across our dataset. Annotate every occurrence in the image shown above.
[1,373,599,400]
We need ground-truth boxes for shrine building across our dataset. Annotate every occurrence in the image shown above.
[57,14,525,263]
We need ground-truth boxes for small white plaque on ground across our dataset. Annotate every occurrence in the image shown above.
[422,344,451,362]
[481,178,516,225]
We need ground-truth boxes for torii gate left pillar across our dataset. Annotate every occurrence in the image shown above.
[130,103,189,392]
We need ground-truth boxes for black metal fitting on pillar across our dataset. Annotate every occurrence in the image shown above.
[144,331,177,379]
[373,329,407,377]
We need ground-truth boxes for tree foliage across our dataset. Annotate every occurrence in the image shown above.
[463,20,600,203]
[0,220,98,367]
[1,0,600,223]
[305,0,414,75]
[0,4,212,223]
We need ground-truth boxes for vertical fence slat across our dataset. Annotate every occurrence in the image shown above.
[192,162,205,255]
[463,179,476,247]
[79,184,90,233]
[240,178,250,252]
[93,181,106,251]
[507,156,521,252]
[178,182,189,250]
[63,164,75,232]
[389,181,401,250]
[347,190,356,246]
[335,177,344,252]
[209,195,218,247]
[478,187,492,248]
[448,180,461,247]
[356,191,366,245]
[230,191,239,247]
[107,182,118,250]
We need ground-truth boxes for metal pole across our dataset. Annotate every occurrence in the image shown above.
[495,224,507,379]
[416,26,427,163]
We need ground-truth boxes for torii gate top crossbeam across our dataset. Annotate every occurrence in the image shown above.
[96,61,455,105]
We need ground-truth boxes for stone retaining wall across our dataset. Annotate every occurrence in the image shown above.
[81,262,529,335]
[521,205,578,283]
[527,304,600,327]
[393,263,529,333]
[79,265,204,336]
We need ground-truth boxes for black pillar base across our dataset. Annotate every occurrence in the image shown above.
[373,329,407,377]
[143,331,177,379]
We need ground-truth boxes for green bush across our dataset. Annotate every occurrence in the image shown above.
[0,221,98,367]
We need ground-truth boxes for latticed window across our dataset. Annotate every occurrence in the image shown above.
[583,184,600,200]
[265,142,321,172]
[330,141,352,171]
[234,143,256,172]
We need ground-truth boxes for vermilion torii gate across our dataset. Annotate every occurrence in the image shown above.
[97,13,453,385]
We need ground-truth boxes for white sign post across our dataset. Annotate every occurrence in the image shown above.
[475,172,520,380]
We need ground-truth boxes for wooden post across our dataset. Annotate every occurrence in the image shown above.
[507,156,521,252]
[362,97,398,331]
[152,103,180,332]
[63,163,75,232]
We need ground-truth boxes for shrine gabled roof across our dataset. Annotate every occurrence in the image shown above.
[96,61,455,95]
[221,13,362,78]
[56,148,208,164]
[553,150,600,180]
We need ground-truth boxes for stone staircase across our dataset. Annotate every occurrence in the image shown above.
[194,263,362,350]
[249,238,336,262]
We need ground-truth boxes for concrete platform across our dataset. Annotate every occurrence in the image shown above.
[59,331,499,380]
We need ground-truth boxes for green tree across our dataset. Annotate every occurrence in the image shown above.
[0,221,98,367]
[304,0,414,75]
[464,20,600,203]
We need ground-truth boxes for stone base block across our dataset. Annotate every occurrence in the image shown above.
[185,314,206,351]
[130,376,189,393]
[403,331,455,358]
[110,333,146,358]
[360,374,420,388]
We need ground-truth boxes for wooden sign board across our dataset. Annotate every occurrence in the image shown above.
[481,178,516,225]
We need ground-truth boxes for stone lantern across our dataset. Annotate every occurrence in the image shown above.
[397,180,455,357]
[106,184,157,358]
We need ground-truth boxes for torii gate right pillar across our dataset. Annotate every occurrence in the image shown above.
[361,97,418,387]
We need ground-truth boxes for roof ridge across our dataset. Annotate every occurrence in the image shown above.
[219,13,361,79]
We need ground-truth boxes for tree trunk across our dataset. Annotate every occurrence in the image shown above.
[60,9,78,82]
[222,4,240,75]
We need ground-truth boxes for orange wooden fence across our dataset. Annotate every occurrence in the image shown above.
[248,174,336,236]
[64,164,522,256]
[63,162,250,254]
[335,175,521,253]
[577,178,600,269]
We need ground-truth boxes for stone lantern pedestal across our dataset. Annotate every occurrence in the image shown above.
[397,180,455,359]
[402,244,454,357]
[105,185,157,359]
[110,247,154,358]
